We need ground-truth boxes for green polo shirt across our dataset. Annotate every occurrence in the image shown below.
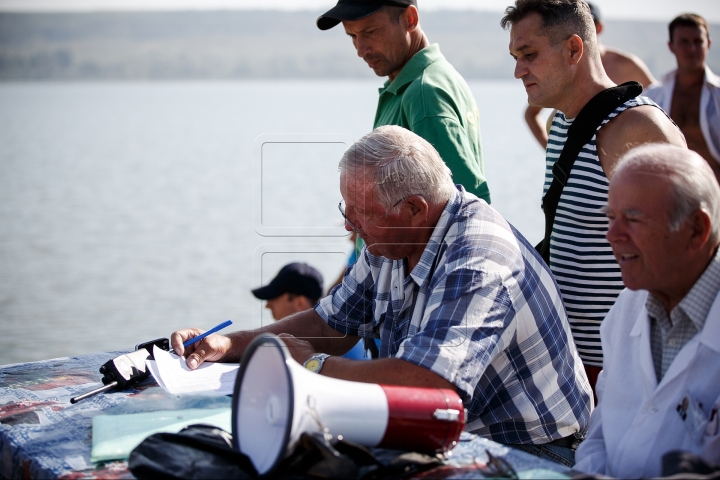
[373,44,490,203]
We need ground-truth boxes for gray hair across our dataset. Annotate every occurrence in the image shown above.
[614,144,720,242]
[339,125,456,212]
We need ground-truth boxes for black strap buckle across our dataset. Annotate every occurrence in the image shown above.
[552,162,569,186]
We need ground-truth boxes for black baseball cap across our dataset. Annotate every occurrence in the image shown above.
[316,0,417,31]
[252,263,324,301]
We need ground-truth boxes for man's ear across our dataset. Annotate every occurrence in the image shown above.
[565,34,584,65]
[687,209,712,251]
[404,5,420,32]
[404,195,429,225]
[294,295,313,312]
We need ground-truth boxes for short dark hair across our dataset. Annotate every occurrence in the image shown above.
[669,13,710,42]
[501,0,596,53]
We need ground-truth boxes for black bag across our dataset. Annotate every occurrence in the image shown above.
[128,424,256,480]
[129,424,442,480]
[661,450,720,480]
[535,81,643,265]
[570,450,720,480]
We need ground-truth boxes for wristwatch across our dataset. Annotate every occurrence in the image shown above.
[303,353,331,374]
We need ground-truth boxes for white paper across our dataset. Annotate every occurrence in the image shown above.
[146,360,168,391]
[147,345,239,395]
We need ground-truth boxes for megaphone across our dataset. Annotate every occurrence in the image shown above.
[231,334,465,476]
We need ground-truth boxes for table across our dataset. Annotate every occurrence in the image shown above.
[0,352,571,479]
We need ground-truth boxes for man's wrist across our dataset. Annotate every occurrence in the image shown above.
[224,331,252,362]
[303,353,331,373]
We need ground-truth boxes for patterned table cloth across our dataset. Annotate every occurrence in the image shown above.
[0,352,570,479]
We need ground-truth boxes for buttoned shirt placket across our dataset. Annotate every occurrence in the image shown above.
[647,248,720,381]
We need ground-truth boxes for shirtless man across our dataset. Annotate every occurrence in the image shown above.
[524,2,656,148]
[644,14,720,183]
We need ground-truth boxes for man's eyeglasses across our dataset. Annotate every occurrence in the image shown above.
[338,198,405,233]
[338,200,360,232]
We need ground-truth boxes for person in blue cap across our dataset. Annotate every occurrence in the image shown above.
[253,262,370,360]
[252,262,324,321]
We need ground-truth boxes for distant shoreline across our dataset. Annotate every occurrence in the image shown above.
[1,10,718,81]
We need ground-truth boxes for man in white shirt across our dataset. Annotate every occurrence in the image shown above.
[644,13,720,182]
[574,143,720,478]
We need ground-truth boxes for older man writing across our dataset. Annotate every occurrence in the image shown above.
[172,126,591,466]
[574,143,720,477]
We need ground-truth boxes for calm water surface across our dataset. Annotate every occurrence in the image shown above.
[0,80,546,365]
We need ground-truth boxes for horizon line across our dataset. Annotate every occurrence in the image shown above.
[1,7,715,24]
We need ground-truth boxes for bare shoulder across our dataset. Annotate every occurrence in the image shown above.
[603,47,641,66]
[597,105,686,177]
[602,47,656,87]
[605,105,683,141]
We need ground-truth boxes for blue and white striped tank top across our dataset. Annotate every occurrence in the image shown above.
[543,96,662,367]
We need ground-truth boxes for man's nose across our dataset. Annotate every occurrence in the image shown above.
[355,38,370,57]
[606,219,623,243]
[514,59,527,80]
[344,210,362,233]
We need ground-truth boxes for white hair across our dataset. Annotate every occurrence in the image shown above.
[338,125,456,212]
[614,143,720,242]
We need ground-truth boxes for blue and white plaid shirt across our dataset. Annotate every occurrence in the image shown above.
[316,187,592,444]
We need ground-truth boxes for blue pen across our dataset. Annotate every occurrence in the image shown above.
[183,320,233,348]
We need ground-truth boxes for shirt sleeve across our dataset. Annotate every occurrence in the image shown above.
[314,247,377,338]
[394,266,516,400]
[573,370,609,474]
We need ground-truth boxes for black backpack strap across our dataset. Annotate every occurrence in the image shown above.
[536,81,643,265]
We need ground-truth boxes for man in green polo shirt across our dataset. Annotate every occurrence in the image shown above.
[317,0,490,203]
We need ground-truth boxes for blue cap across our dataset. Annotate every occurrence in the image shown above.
[252,263,324,300]
[587,2,601,23]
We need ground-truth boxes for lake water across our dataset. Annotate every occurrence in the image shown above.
[0,80,547,365]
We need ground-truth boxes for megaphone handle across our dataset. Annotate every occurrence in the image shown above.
[70,381,118,404]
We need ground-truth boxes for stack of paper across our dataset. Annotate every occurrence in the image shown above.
[146,345,239,395]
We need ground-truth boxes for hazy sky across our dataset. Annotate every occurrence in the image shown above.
[1,0,718,23]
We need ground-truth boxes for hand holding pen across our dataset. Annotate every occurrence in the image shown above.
[171,320,234,369]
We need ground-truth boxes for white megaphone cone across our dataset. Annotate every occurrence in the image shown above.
[232,334,465,477]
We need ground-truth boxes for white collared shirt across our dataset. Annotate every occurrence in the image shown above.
[644,65,720,163]
[574,285,720,478]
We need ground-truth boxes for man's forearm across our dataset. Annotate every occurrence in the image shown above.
[525,105,549,148]
[223,308,358,361]
[319,356,457,391]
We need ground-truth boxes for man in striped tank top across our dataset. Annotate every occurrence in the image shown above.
[502,0,686,393]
